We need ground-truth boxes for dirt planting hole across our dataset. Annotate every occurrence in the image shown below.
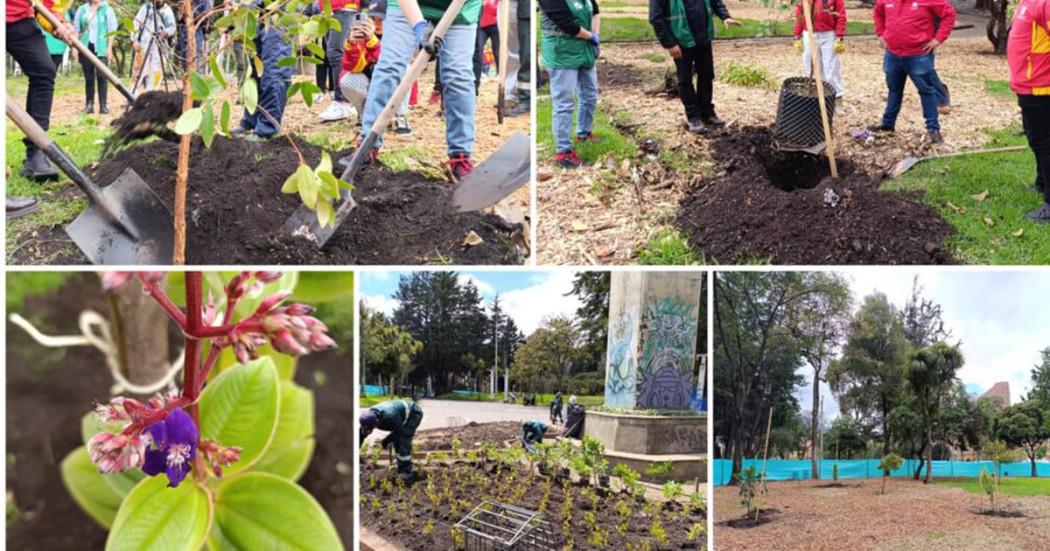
[759,149,830,192]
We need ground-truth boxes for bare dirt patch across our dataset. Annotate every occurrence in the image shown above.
[413,421,564,452]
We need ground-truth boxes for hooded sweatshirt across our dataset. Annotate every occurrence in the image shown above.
[873,0,955,57]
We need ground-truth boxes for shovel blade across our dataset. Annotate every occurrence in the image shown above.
[890,156,920,178]
[65,168,173,264]
[453,131,530,212]
[281,192,359,248]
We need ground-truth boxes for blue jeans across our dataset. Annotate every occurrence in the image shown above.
[361,9,476,156]
[549,67,598,153]
[239,28,292,137]
[881,52,939,131]
[929,53,949,107]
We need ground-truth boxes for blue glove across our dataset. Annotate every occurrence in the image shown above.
[589,32,600,46]
[593,44,601,58]
[413,21,443,56]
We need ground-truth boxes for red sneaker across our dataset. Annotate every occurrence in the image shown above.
[575,133,600,143]
[448,153,474,181]
[555,151,583,169]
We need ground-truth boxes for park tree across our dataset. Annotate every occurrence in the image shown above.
[715,272,825,483]
[878,453,904,495]
[982,439,1015,482]
[996,401,1050,477]
[886,402,926,479]
[570,271,611,372]
[768,405,808,459]
[828,293,909,456]
[786,271,851,479]
[823,415,868,459]
[906,342,964,483]
[901,277,952,349]
[511,316,583,393]
[360,305,423,397]
[1027,346,1050,404]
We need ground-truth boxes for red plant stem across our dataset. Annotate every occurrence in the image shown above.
[183,273,204,429]
[141,280,188,329]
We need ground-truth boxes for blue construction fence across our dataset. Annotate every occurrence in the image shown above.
[362,385,389,396]
[713,458,1050,486]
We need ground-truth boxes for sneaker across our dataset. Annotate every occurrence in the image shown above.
[1026,204,1050,223]
[555,150,583,169]
[702,114,726,127]
[312,92,327,104]
[428,90,442,106]
[686,118,707,134]
[19,149,60,181]
[448,153,474,181]
[508,100,530,117]
[927,130,944,144]
[319,101,352,122]
[6,194,39,218]
[393,115,413,136]
[867,123,895,133]
[575,133,600,143]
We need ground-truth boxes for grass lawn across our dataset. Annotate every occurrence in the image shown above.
[883,126,1050,265]
[600,17,875,42]
[984,78,1015,100]
[536,91,637,167]
[939,476,1050,496]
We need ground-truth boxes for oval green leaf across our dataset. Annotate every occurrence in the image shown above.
[174,108,203,135]
[60,447,124,528]
[210,473,342,550]
[253,381,315,480]
[105,476,212,551]
[201,104,215,147]
[199,357,280,474]
[240,79,258,115]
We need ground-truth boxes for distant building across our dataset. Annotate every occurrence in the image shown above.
[980,381,1011,410]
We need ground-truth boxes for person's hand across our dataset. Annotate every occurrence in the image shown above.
[834,39,845,54]
[589,32,600,46]
[52,21,75,43]
[412,21,442,56]
[667,45,683,59]
[723,17,742,28]
[793,39,803,53]
[923,38,941,52]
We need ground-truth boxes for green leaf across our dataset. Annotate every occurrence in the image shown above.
[190,71,211,101]
[106,476,212,551]
[253,382,316,480]
[276,55,298,68]
[220,100,231,135]
[303,56,325,66]
[240,79,258,115]
[305,43,325,58]
[60,447,123,528]
[174,108,203,135]
[280,171,299,194]
[291,273,355,303]
[246,13,258,40]
[210,473,342,550]
[201,103,216,147]
[293,164,318,209]
[210,56,227,89]
[316,200,334,227]
[253,55,265,78]
[199,357,280,475]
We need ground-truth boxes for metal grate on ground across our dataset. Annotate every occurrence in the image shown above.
[454,501,556,550]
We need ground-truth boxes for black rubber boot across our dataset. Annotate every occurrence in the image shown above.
[19,149,60,181]
[1026,203,1050,224]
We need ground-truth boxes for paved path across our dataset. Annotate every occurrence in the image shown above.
[415,399,552,431]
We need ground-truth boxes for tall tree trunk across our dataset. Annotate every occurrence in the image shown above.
[924,421,933,483]
[810,376,820,480]
[107,278,169,387]
[730,425,743,486]
[1032,454,1038,478]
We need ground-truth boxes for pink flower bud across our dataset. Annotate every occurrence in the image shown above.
[284,303,315,316]
[101,272,134,292]
[253,271,283,283]
[255,291,292,316]
[308,332,338,351]
[271,329,307,356]
[137,272,166,285]
[234,343,252,364]
[88,432,145,473]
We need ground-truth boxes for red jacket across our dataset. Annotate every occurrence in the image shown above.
[318,0,360,13]
[1009,0,1050,94]
[873,0,956,57]
[793,0,847,38]
[340,35,381,78]
[481,0,499,27]
[8,0,54,24]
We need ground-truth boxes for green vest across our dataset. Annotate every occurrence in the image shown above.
[420,0,482,26]
[668,0,696,48]
[76,3,111,56]
[541,0,595,70]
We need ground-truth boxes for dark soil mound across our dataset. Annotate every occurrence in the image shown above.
[598,58,650,90]
[413,421,563,452]
[976,509,1026,518]
[674,127,956,264]
[86,136,522,265]
[111,91,183,141]
[813,482,858,489]
[720,508,781,529]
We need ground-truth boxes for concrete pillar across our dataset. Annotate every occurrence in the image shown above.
[604,272,702,411]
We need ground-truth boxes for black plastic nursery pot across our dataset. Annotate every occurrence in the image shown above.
[773,77,836,150]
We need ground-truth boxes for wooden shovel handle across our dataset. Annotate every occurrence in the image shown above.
[496,0,510,123]
[801,0,838,178]
[6,96,53,150]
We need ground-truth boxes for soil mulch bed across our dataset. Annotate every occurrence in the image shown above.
[720,508,781,529]
[713,477,1050,550]
[597,58,655,91]
[6,276,354,548]
[674,126,957,264]
[362,459,705,549]
[11,136,522,265]
[413,421,564,452]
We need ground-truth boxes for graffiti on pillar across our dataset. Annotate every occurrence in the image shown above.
[604,307,637,408]
[638,297,697,410]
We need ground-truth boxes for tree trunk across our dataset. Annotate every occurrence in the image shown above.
[811,375,820,480]
[1032,455,1038,478]
[924,422,933,483]
[107,278,169,387]
[730,431,743,486]
[881,475,886,495]
[987,0,1010,54]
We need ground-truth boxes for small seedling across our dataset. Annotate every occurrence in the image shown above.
[878,453,904,495]
[979,467,997,512]
[734,466,762,521]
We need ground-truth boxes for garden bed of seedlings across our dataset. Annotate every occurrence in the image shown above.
[5,275,354,548]
[674,126,956,264]
[360,440,706,550]
[412,421,563,453]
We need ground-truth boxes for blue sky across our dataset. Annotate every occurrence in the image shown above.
[797,270,1050,427]
[360,270,584,335]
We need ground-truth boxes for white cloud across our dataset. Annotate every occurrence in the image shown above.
[362,294,399,316]
[500,271,582,336]
[458,274,495,295]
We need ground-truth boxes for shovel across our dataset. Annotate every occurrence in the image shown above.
[889,146,1028,179]
[6,99,173,264]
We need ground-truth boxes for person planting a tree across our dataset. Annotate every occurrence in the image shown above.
[521,420,550,453]
[359,400,424,479]
[540,0,600,169]
[791,0,846,98]
[649,0,740,134]
[355,0,483,180]
[1007,0,1050,222]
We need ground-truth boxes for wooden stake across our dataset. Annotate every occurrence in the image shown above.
[760,405,773,492]
[801,0,838,178]
[496,0,511,123]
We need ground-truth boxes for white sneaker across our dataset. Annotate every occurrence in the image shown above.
[312,92,327,104]
[319,101,352,122]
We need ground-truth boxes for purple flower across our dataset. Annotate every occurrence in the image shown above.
[142,407,198,487]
